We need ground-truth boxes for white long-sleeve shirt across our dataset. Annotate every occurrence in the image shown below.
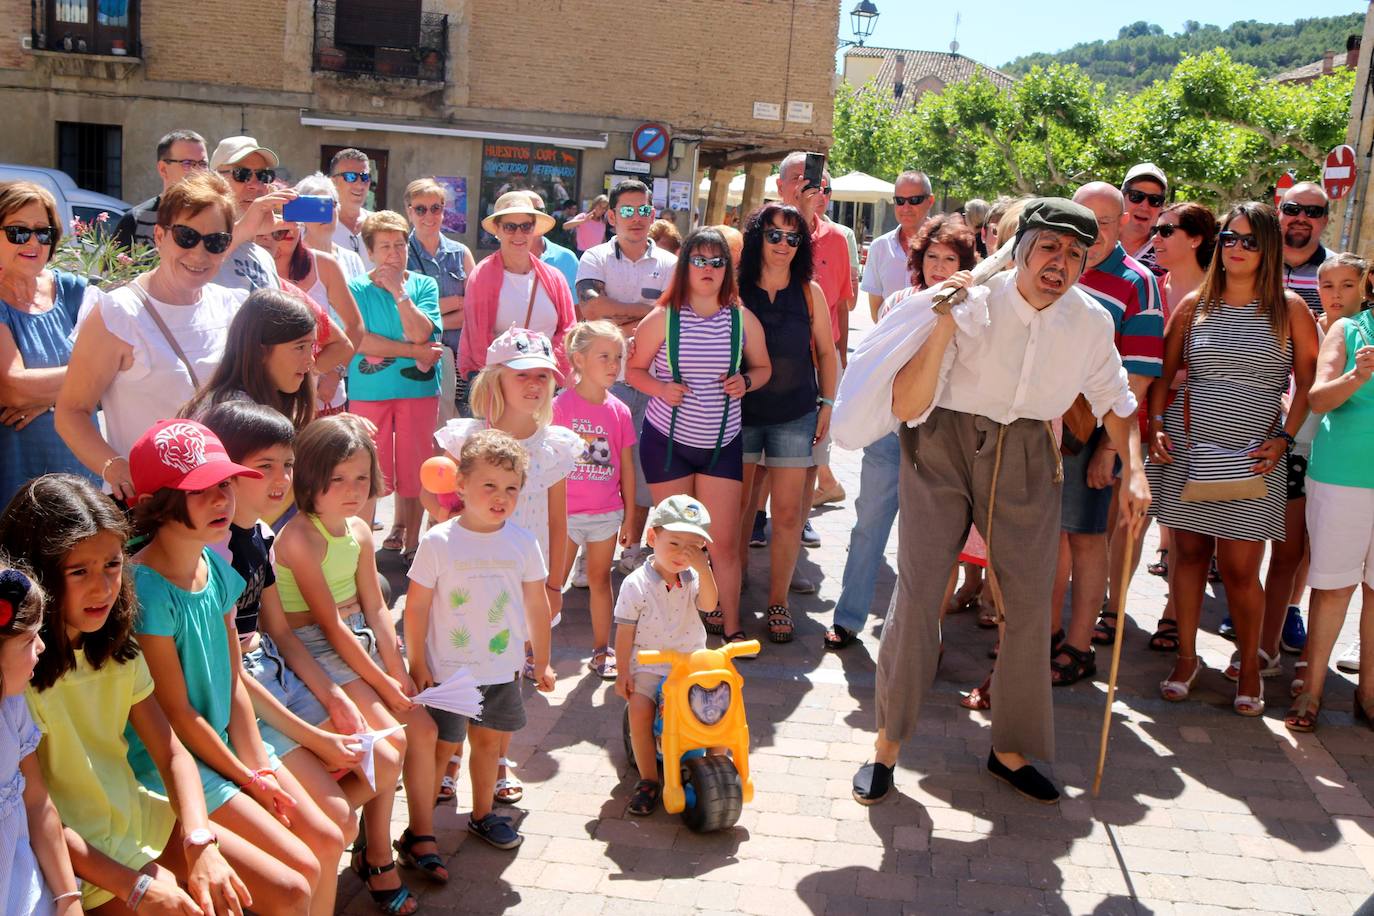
[833,270,1136,449]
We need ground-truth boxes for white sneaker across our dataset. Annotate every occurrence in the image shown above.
[1337,641,1361,674]
[570,549,588,588]
[618,545,648,575]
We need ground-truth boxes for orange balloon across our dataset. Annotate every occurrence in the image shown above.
[420,456,459,494]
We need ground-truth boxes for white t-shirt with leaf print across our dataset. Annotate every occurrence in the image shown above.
[407,517,546,685]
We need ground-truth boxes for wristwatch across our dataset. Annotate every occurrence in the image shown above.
[183,828,219,849]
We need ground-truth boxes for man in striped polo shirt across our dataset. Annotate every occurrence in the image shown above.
[1280,181,1333,318]
[1052,182,1163,686]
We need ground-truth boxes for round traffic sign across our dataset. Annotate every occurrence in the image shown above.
[1274,171,1295,209]
[1324,144,1357,200]
[631,122,670,162]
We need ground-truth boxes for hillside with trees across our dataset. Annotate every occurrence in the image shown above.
[1004,14,1365,95]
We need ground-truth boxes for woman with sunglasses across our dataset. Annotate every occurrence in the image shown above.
[56,172,247,503]
[0,181,103,505]
[1146,202,1319,716]
[458,192,575,383]
[735,204,836,643]
[405,178,476,418]
[627,228,771,645]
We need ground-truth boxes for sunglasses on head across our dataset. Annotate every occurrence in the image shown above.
[1218,230,1259,252]
[1151,224,1181,239]
[410,203,443,216]
[1280,202,1327,219]
[334,171,372,184]
[3,225,56,245]
[689,255,727,269]
[764,227,801,247]
[160,158,208,171]
[221,167,275,185]
[617,204,654,218]
[1125,188,1165,208]
[893,194,929,207]
[168,223,233,254]
[499,220,535,235]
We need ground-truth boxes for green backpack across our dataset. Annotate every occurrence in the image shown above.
[663,305,742,473]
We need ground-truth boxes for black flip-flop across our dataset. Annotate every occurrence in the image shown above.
[824,624,857,650]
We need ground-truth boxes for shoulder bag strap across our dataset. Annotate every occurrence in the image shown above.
[523,269,540,329]
[706,307,742,472]
[800,280,821,375]
[663,305,682,473]
[128,279,201,389]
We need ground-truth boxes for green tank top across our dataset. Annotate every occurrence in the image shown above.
[277,514,361,613]
[1309,311,1374,489]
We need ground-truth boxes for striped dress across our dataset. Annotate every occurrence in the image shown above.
[1146,302,1291,541]
[644,305,742,449]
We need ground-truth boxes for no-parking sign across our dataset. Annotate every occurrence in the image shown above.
[1324,144,1358,200]
[630,122,670,162]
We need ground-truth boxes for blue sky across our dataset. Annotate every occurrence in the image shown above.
[833,1,1367,69]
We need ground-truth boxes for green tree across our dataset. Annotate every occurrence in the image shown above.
[828,82,914,180]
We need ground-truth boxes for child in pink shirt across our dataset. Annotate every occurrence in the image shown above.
[553,321,636,679]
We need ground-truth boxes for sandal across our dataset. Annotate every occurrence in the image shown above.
[960,672,992,710]
[1051,644,1097,687]
[1147,548,1169,577]
[1208,557,1222,583]
[1234,692,1266,717]
[382,528,405,552]
[824,624,858,650]
[588,646,618,680]
[976,604,999,629]
[702,608,726,636]
[1284,692,1320,733]
[393,828,449,883]
[435,774,456,806]
[494,758,523,804]
[1160,656,1202,702]
[1223,647,1282,683]
[1091,610,1118,646]
[1148,618,1180,653]
[627,778,662,816]
[1290,660,1308,699]
[767,605,794,643]
[351,848,418,916]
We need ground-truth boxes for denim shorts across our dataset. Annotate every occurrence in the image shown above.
[426,677,526,742]
[242,635,330,757]
[639,421,743,484]
[1060,429,1113,534]
[742,409,818,468]
[568,509,624,545]
[292,608,380,687]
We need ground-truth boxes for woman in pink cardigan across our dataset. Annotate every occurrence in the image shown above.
[459,191,575,382]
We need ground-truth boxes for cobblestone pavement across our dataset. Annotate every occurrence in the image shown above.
[347,323,1374,915]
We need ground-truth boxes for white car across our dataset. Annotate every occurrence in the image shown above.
[0,163,130,229]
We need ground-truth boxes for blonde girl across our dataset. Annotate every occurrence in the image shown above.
[552,321,636,678]
[271,414,442,914]
[427,326,582,804]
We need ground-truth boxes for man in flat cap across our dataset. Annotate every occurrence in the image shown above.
[847,198,1151,805]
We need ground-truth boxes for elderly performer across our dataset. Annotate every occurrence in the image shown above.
[838,199,1151,805]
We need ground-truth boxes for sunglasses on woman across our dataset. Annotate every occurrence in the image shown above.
[1150,224,1182,239]
[499,220,535,235]
[334,171,372,184]
[1279,202,1327,219]
[1218,230,1259,252]
[1125,188,1165,208]
[268,228,294,241]
[764,228,801,247]
[617,204,654,218]
[2,225,56,245]
[410,203,443,216]
[168,224,233,254]
[221,167,275,184]
[689,255,727,269]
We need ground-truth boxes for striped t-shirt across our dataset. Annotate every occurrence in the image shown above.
[644,305,742,449]
[1077,243,1165,378]
[1283,244,1330,318]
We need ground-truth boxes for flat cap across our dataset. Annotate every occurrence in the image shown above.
[1015,197,1099,248]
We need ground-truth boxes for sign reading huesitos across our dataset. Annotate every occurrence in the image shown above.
[479,141,581,247]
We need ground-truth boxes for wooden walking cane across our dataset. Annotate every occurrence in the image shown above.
[1092,515,1145,796]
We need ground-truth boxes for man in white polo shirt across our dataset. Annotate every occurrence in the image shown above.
[860,170,933,320]
[576,178,677,571]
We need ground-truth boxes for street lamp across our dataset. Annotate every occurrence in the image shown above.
[838,1,879,48]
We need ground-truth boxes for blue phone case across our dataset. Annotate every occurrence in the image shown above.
[282,196,334,223]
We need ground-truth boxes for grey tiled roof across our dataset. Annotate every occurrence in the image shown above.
[842,46,1017,109]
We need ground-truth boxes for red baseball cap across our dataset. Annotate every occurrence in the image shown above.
[130,419,262,497]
